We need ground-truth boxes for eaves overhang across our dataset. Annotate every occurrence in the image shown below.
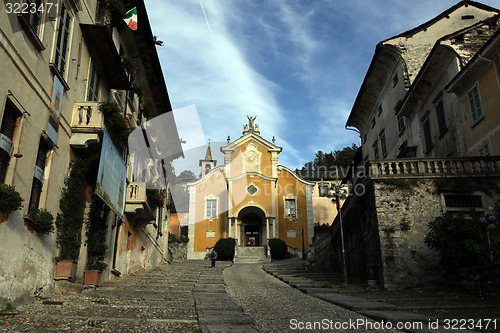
[346,44,401,132]
[80,24,130,90]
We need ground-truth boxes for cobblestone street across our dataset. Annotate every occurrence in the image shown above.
[3,259,498,332]
[224,263,401,333]
[1,259,402,333]
[1,260,217,332]
[0,260,371,332]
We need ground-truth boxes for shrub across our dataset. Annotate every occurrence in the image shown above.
[168,232,178,243]
[28,208,54,234]
[0,184,23,216]
[268,238,288,259]
[147,189,166,211]
[214,238,236,261]
[98,101,131,150]
[179,235,189,243]
[85,194,108,271]
[55,159,89,260]
[425,212,499,271]
[314,223,330,234]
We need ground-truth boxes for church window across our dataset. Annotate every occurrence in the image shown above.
[205,164,211,175]
[206,199,217,218]
[285,199,296,218]
[247,185,257,195]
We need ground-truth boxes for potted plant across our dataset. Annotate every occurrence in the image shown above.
[54,159,89,281]
[98,101,131,151]
[0,184,23,222]
[84,194,108,286]
[24,208,54,234]
[121,56,137,75]
[146,189,166,211]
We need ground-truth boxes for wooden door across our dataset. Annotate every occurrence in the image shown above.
[244,225,259,246]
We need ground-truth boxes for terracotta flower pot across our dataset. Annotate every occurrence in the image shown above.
[84,270,101,286]
[55,260,77,281]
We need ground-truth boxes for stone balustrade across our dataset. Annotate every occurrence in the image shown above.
[369,156,500,179]
[125,182,155,223]
[70,101,104,132]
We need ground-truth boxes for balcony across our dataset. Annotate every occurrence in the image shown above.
[69,102,103,149]
[345,156,500,190]
[125,182,155,223]
[369,157,500,179]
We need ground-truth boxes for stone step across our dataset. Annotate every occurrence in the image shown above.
[234,257,271,264]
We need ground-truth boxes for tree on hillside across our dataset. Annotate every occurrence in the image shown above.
[301,144,358,170]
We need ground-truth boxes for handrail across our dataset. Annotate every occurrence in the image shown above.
[369,157,500,179]
[286,245,298,257]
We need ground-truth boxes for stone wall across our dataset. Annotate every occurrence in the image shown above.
[168,242,188,261]
[373,179,443,289]
[328,181,382,283]
[323,176,500,289]
[0,211,56,306]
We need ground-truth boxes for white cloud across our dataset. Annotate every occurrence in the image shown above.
[147,0,286,148]
[145,0,500,172]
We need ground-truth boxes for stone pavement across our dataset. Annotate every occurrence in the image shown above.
[262,258,499,333]
[224,263,402,333]
[2,258,496,332]
[0,260,258,333]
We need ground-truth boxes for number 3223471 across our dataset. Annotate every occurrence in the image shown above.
[5,2,59,15]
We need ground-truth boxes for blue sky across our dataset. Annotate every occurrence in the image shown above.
[144,0,499,171]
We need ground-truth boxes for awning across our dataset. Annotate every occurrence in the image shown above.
[80,24,130,90]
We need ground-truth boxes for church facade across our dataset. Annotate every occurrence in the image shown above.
[187,118,314,259]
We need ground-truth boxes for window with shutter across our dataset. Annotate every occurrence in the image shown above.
[28,139,50,210]
[53,2,71,76]
[0,102,21,183]
[23,0,43,35]
[467,84,483,124]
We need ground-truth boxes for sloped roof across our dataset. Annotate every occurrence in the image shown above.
[384,1,499,41]
[346,1,500,132]
[440,14,500,65]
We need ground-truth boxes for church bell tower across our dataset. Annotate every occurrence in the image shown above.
[199,142,216,178]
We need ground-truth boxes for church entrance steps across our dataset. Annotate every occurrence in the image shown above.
[263,260,343,287]
[234,246,270,263]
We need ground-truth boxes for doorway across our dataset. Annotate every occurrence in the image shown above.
[244,225,260,246]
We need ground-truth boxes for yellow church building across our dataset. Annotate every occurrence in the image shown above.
[186,118,314,260]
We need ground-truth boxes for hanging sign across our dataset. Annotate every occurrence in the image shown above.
[95,131,127,220]
[0,133,13,156]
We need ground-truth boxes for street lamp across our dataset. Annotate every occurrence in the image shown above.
[319,177,348,285]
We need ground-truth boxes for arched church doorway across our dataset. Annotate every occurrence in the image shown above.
[238,206,265,247]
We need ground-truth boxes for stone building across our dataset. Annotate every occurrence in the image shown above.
[0,0,179,305]
[315,1,500,289]
[187,118,314,261]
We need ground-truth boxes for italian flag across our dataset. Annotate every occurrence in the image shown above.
[124,7,138,31]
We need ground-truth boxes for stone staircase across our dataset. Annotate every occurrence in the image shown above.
[263,257,343,290]
[234,246,271,264]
